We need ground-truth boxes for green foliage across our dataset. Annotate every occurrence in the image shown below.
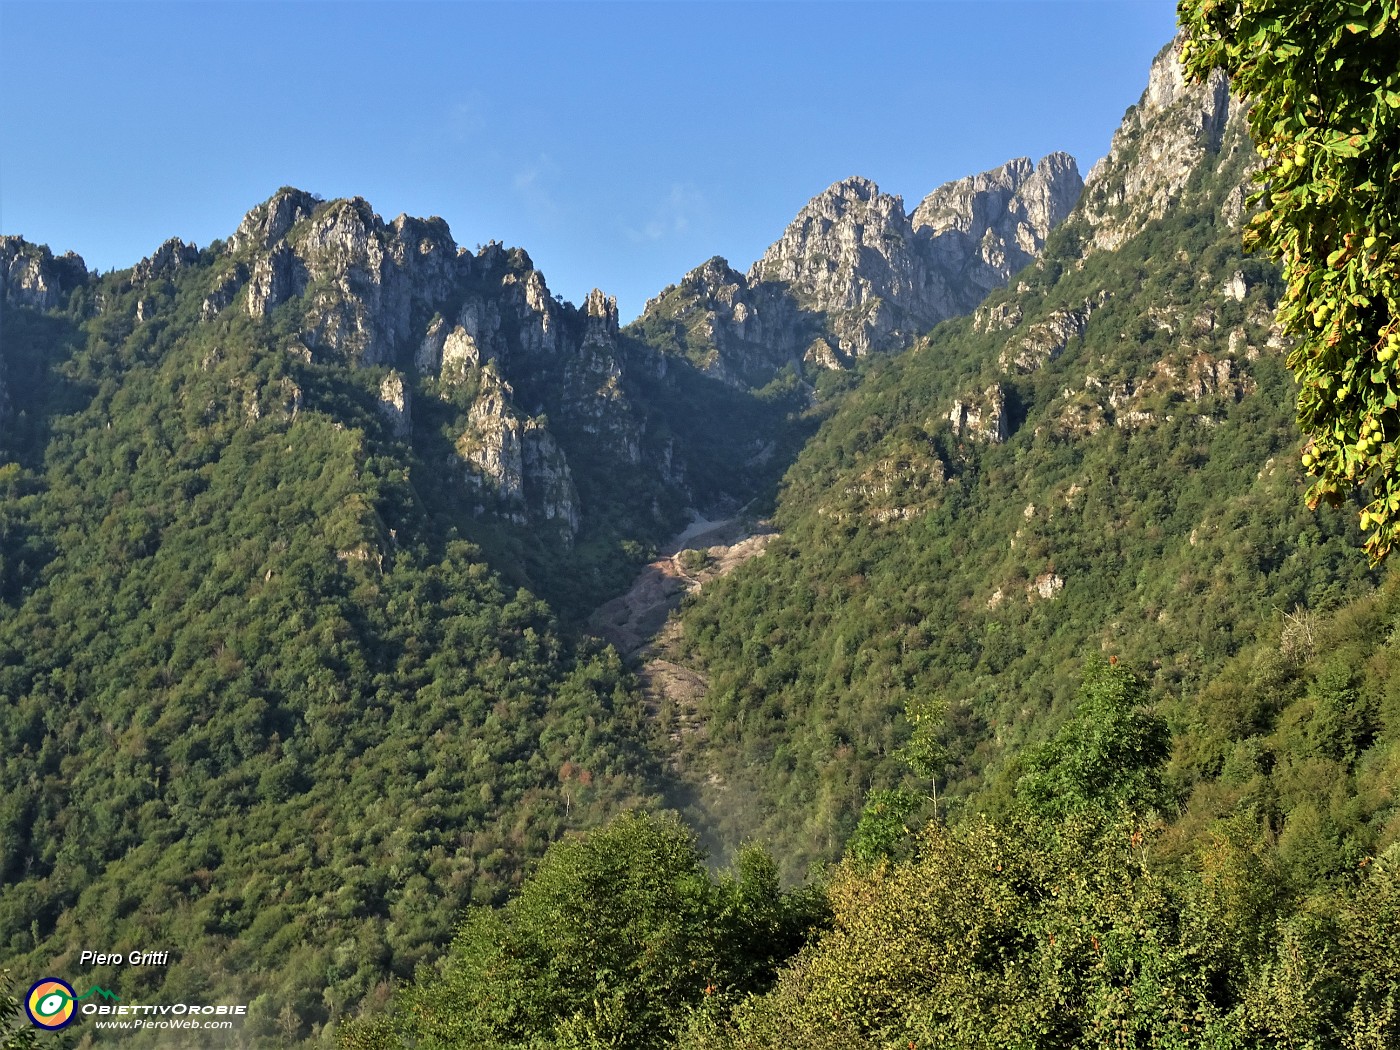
[667,116,1374,873]
[1180,1,1400,560]
[2,970,37,1050]
[898,694,948,782]
[0,257,663,1044]
[0,970,74,1050]
[685,816,1213,1049]
[848,696,947,865]
[342,813,825,1050]
[1016,659,1170,819]
[683,808,1400,1050]
[1163,572,1400,892]
[847,789,924,866]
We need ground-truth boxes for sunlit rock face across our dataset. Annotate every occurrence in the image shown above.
[1079,36,1239,254]
[636,154,1083,383]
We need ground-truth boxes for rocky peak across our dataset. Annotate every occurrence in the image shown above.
[299,197,381,265]
[750,175,915,306]
[913,158,1038,233]
[745,176,937,362]
[631,255,815,388]
[0,236,89,310]
[636,155,1082,384]
[133,238,199,282]
[0,236,89,426]
[584,288,619,335]
[1079,36,1238,252]
[691,256,744,290]
[913,152,1083,298]
[220,187,652,536]
[234,189,462,365]
[230,187,320,254]
[1140,37,1193,116]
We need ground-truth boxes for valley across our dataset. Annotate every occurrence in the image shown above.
[2,22,1398,1050]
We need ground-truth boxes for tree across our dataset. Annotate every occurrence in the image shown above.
[1179,1,1400,559]
[1,969,73,1050]
[342,813,822,1050]
[1015,658,1170,818]
[847,696,948,865]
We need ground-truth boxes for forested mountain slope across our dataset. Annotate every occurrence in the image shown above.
[0,230,682,1042]
[6,26,1396,1050]
[336,34,1397,1050]
[0,137,1082,1045]
[664,39,1377,872]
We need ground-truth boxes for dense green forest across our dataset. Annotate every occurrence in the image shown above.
[346,583,1399,1048]
[5,16,1399,1050]
[0,242,678,1043]
[663,76,1375,871]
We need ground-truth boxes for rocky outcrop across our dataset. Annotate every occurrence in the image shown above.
[999,294,1109,374]
[378,370,411,438]
[633,257,815,386]
[458,364,530,520]
[1028,572,1065,601]
[1,236,88,310]
[133,238,199,283]
[913,152,1082,298]
[633,155,1082,384]
[284,199,460,365]
[442,318,484,376]
[949,384,1009,443]
[230,187,319,254]
[201,267,246,321]
[419,299,497,379]
[974,300,1023,333]
[521,425,581,537]
[1078,36,1239,252]
[0,238,88,423]
[455,364,580,539]
[562,289,641,464]
[215,188,653,539]
[246,245,307,320]
[235,191,459,367]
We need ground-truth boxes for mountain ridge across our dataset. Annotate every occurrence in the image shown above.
[630,153,1083,385]
[3,32,1390,1049]
[649,34,1375,872]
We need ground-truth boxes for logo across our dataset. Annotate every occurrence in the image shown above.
[25,979,77,1030]
[24,978,120,1029]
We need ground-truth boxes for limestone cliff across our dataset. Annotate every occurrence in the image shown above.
[1,237,90,427]
[188,189,668,540]
[632,154,1083,384]
[632,257,816,388]
[945,38,1268,446]
[1078,36,1241,253]
[237,193,459,366]
[1,236,88,311]
[913,152,1083,297]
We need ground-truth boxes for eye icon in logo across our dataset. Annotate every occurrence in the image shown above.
[25,978,77,1029]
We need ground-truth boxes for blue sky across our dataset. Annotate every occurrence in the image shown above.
[1,1,1179,321]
